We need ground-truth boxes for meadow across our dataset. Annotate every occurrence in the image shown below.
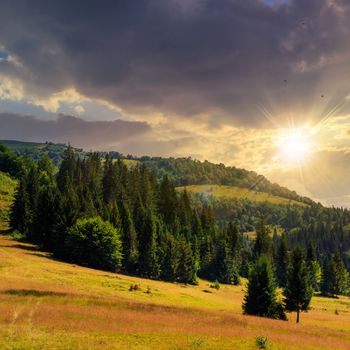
[177,185,308,207]
[0,235,350,350]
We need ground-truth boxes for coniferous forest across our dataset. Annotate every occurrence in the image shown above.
[2,142,350,322]
[9,146,245,285]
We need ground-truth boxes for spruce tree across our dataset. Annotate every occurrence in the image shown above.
[284,246,313,323]
[276,234,289,287]
[10,177,31,236]
[326,251,349,297]
[161,235,180,281]
[135,199,160,279]
[243,255,285,319]
[254,218,272,259]
[306,241,321,291]
[120,202,139,273]
[178,238,197,284]
[321,258,331,296]
[32,183,59,250]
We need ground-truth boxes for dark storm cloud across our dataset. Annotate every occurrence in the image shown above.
[1,0,350,125]
[0,113,150,149]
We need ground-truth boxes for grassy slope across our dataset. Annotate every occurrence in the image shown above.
[0,172,17,231]
[0,140,64,151]
[177,184,308,207]
[0,236,350,349]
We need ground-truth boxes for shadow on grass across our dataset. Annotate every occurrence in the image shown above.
[316,293,340,299]
[1,289,68,297]
[0,228,12,235]
[10,243,40,252]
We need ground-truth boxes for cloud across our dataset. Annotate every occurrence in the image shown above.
[1,0,350,127]
[0,113,151,149]
[2,1,350,206]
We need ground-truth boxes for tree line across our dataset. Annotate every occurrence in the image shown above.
[243,222,349,322]
[9,147,245,285]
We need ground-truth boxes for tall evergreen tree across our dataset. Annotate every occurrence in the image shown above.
[284,246,313,323]
[135,198,160,278]
[120,201,139,273]
[254,218,272,259]
[276,234,289,287]
[322,251,349,297]
[332,251,349,296]
[243,255,285,319]
[10,177,31,236]
[306,241,321,291]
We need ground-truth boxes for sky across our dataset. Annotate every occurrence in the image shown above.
[1,0,350,207]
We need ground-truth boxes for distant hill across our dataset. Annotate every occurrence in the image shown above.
[1,139,314,206]
[0,140,71,165]
[140,157,314,206]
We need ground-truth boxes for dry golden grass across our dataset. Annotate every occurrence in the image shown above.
[1,236,350,349]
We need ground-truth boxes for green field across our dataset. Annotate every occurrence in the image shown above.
[177,185,308,207]
[0,235,350,349]
[0,172,17,231]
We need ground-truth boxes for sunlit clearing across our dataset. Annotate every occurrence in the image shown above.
[278,129,310,164]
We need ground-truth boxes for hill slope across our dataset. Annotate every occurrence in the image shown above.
[1,235,350,350]
[1,140,313,206]
[177,185,308,207]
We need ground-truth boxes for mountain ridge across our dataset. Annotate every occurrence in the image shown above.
[0,139,314,207]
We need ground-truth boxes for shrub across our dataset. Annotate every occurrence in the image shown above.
[255,336,269,349]
[210,280,220,290]
[129,284,140,291]
[10,230,26,241]
[65,217,122,271]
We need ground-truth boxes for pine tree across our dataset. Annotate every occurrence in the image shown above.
[254,218,272,259]
[243,255,285,319]
[284,246,313,323]
[177,238,197,284]
[321,258,331,296]
[215,227,240,285]
[158,175,178,229]
[135,197,160,279]
[161,234,180,281]
[306,241,321,291]
[276,234,289,287]
[56,145,77,191]
[332,251,349,296]
[32,183,59,250]
[120,201,139,273]
[10,177,31,236]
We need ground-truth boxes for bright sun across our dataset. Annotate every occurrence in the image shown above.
[278,129,310,164]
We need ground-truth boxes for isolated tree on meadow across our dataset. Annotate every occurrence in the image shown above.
[243,255,285,320]
[284,246,313,323]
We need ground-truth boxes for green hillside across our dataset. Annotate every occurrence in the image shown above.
[0,140,71,165]
[177,184,308,207]
[1,140,314,206]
